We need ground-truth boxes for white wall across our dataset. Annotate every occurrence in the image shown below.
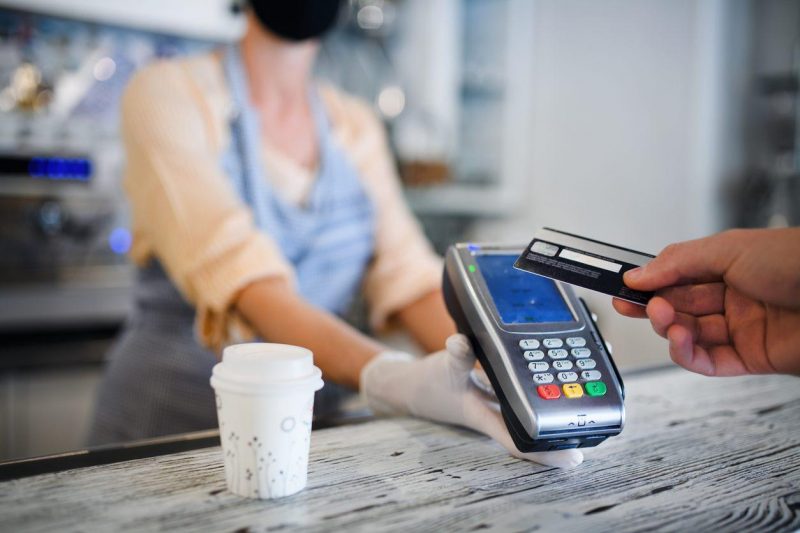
[469,0,753,369]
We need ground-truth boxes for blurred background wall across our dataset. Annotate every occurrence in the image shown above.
[0,0,798,462]
[473,0,758,380]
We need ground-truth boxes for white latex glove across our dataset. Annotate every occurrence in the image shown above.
[361,333,584,468]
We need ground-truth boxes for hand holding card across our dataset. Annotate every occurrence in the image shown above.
[612,228,800,377]
[514,228,655,305]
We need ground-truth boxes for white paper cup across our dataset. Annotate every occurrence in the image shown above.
[210,343,324,499]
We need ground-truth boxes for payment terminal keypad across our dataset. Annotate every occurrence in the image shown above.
[585,381,607,397]
[519,336,607,399]
[571,348,592,358]
[537,384,561,399]
[543,338,563,348]
[519,339,540,350]
[557,371,579,382]
[581,370,602,381]
[562,383,583,398]
[566,337,586,347]
[552,360,573,370]
[524,350,545,361]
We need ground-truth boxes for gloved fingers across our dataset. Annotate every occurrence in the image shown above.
[465,392,584,468]
[445,333,478,374]
[446,333,473,358]
[513,446,584,469]
[469,367,498,401]
[360,352,417,416]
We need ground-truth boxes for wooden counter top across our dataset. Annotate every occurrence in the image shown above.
[2,367,799,532]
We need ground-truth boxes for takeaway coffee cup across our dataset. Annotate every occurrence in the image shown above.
[210,343,323,499]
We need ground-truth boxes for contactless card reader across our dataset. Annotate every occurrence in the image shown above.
[443,243,625,452]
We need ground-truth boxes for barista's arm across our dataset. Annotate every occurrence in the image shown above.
[394,289,456,353]
[330,91,452,351]
[235,277,383,390]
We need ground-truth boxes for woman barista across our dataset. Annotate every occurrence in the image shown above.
[89,0,581,468]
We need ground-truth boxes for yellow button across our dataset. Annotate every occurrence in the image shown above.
[562,383,584,398]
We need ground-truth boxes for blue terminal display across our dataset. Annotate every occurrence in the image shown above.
[27,157,92,182]
[474,254,575,325]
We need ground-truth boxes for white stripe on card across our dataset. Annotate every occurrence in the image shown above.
[559,249,622,273]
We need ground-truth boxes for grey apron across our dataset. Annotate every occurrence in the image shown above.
[89,46,375,446]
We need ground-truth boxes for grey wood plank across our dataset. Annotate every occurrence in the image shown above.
[1,367,798,533]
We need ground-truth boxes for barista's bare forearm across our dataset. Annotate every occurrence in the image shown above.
[235,277,384,390]
[395,289,457,353]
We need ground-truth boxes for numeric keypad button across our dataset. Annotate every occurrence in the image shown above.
[543,338,563,348]
[519,339,540,350]
[548,349,569,359]
[572,347,592,358]
[581,370,602,381]
[585,381,607,397]
[552,360,574,371]
[533,373,554,384]
[523,350,545,361]
[566,337,587,347]
[537,384,561,399]
[528,362,550,372]
[576,358,597,370]
[557,371,578,383]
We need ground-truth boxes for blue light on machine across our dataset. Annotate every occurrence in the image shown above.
[108,227,132,255]
[467,243,481,253]
[28,157,92,182]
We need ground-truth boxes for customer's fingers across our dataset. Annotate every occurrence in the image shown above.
[645,297,676,336]
[666,324,748,376]
[684,313,729,346]
[624,233,742,291]
[646,298,730,346]
[657,283,725,315]
[614,282,725,322]
[612,298,648,318]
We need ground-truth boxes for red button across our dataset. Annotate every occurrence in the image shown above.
[537,384,561,400]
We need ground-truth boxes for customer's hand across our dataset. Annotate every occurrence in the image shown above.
[360,334,583,468]
[613,228,800,376]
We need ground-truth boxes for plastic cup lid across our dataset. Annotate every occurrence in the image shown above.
[211,343,323,392]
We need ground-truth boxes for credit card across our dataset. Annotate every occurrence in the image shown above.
[514,227,655,305]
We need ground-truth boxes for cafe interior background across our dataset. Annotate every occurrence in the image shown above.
[0,0,797,462]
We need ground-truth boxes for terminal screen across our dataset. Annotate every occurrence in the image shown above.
[475,254,574,325]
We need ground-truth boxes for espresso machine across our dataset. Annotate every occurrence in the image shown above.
[0,145,133,330]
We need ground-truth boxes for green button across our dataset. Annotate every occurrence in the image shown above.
[585,381,607,397]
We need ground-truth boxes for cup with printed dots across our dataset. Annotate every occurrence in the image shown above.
[210,343,323,499]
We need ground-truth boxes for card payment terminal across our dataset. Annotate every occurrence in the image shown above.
[443,243,625,452]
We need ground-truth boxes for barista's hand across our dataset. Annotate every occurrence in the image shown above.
[360,334,584,468]
[613,228,800,376]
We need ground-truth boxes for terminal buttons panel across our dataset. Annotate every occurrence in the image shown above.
[518,336,607,399]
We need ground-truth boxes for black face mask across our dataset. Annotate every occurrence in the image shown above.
[250,0,342,42]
